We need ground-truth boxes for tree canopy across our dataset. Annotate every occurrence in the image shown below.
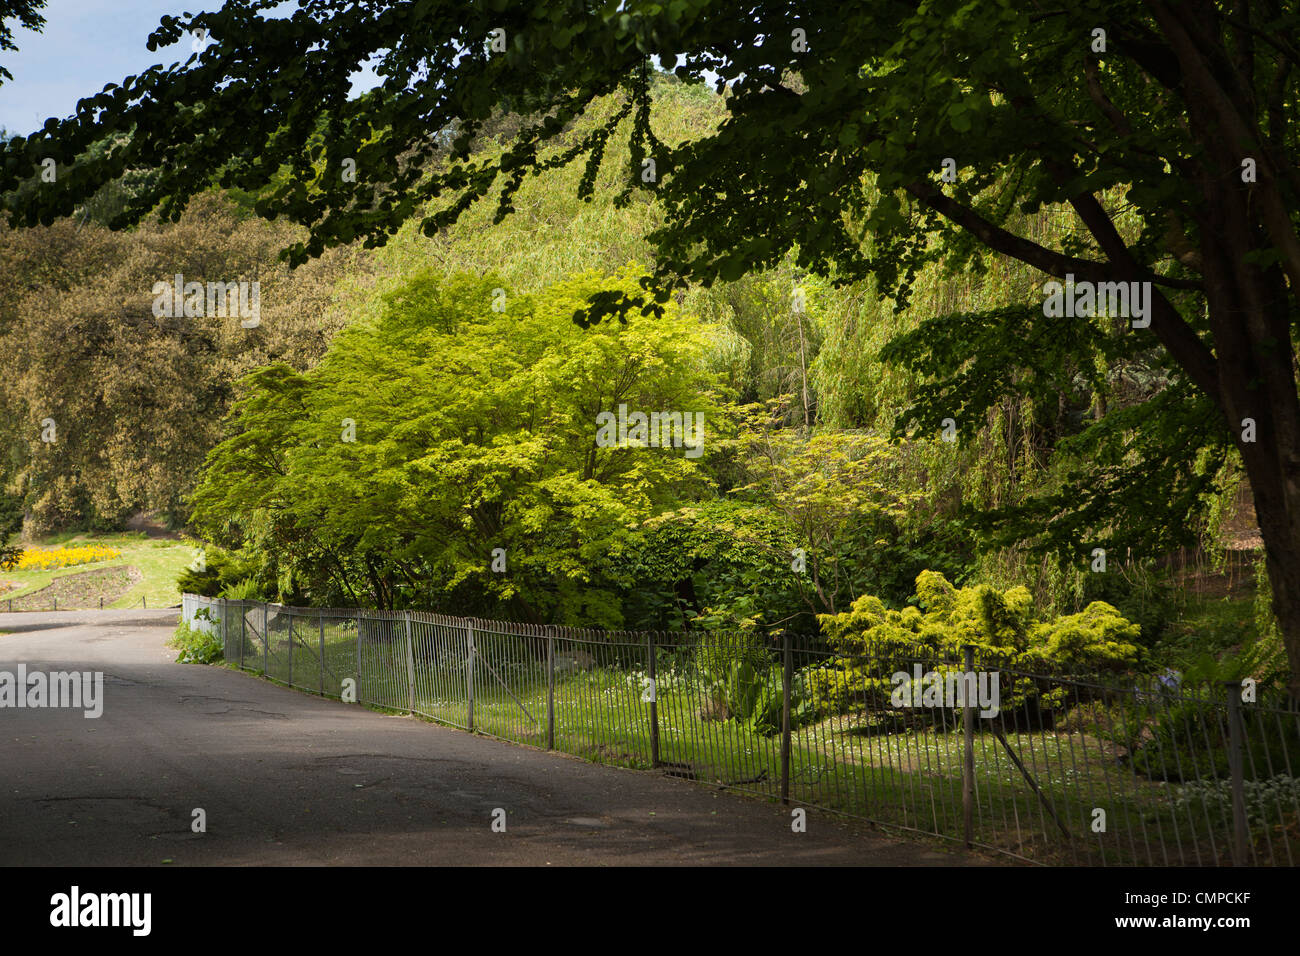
[189,267,723,620]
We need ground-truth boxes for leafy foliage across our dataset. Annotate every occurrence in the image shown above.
[2,1,1293,686]
[811,570,1142,715]
[168,617,224,665]
[175,545,260,599]
[0,193,365,533]
[189,267,721,619]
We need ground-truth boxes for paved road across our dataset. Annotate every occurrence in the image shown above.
[0,610,973,866]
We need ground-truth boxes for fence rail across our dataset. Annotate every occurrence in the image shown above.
[3,594,149,612]
[181,594,1300,866]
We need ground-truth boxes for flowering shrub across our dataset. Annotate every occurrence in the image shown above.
[10,545,121,571]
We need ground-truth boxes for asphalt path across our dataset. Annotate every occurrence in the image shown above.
[0,610,975,866]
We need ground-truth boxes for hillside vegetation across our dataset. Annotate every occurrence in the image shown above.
[0,75,1275,685]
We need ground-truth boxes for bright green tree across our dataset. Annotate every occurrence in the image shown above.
[190,268,721,620]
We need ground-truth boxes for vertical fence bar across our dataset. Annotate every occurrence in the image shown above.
[963,645,976,849]
[239,608,246,669]
[546,625,555,751]
[781,631,792,806]
[287,609,294,686]
[355,611,363,703]
[219,599,228,660]
[466,619,475,733]
[648,632,660,768]
[319,611,326,696]
[1226,681,1248,866]
[404,610,416,715]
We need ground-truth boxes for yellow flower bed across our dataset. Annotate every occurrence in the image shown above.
[10,545,122,571]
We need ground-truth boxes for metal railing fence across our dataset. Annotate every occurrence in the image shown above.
[181,594,1300,866]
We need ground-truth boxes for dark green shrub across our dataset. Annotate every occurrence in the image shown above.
[1130,695,1300,783]
[1079,563,1174,649]
[176,546,260,598]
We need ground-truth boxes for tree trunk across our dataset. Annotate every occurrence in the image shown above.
[1154,0,1300,702]
[1204,253,1300,701]
[1255,499,1300,701]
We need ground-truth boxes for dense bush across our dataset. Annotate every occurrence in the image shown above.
[612,502,805,632]
[1129,695,1300,783]
[1077,565,1176,651]
[175,546,260,598]
[661,632,818,737]
[809,570,1143,717]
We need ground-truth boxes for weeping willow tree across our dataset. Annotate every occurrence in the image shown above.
[812,191,1239,616]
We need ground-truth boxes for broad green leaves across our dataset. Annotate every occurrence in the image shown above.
[190,267,722,618]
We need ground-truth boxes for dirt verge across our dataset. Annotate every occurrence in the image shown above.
[3,565,143,610]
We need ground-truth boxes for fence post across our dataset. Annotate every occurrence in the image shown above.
[466,619,475,733]
[319,611,326,696]
[404,610,416,715]
[963,645,976,849]
[287,609,294,686]
[262,602,269,676]
[239,607,246,669]
[781,631,792,806]
[53,596,56,612]
[546,625,555,751]
[355,612,363,703]
[220,599,230,661]
[1226,681,1249,866]
[648,632,660,768]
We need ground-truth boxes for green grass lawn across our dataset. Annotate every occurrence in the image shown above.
[0,532,195,609]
